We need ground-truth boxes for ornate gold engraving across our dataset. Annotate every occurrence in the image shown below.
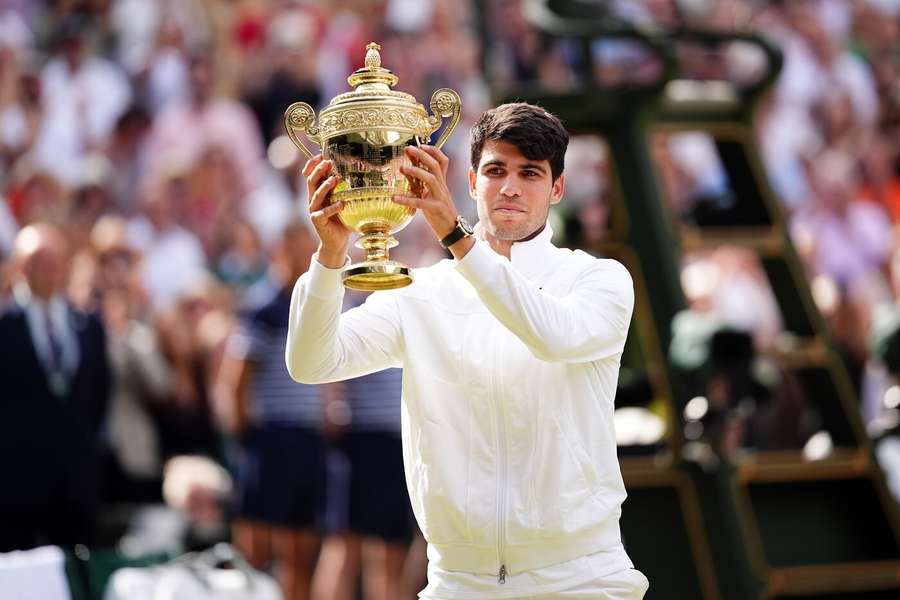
[283,42,461,291]
[318,104,431,139]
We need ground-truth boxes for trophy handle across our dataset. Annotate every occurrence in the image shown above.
[428,88,461,150]
[284,102,321,159]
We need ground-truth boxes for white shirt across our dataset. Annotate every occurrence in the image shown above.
[126,218,208,310]
[12,283,80,393]
[287,225,636,598]
[32,57,132,185]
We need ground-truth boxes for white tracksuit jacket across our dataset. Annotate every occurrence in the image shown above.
[286,225,635,580]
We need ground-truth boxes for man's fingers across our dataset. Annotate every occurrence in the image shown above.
[302,154,324,178]
[392,195,427,209]
[309,175,340,212]
[309,174,340,211]
[312,159,333,181]
[311,200,344,222]
[416,145,450,175]
[406,146,444,176]
[417,144,448,165]
[306,160,333,194]
[400,164,439,191]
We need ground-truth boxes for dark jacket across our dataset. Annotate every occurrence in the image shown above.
[0,298,111,512]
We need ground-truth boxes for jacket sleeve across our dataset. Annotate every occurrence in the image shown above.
[285,256,403,384]
[455,241,634,363]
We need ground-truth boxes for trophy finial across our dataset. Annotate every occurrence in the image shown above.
[365,43,382,70]
[348,40,398,89]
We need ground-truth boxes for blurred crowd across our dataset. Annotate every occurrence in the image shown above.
[2,0,900,598]
[637,0,900,458]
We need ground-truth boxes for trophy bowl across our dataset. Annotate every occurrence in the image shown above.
[285,42,461,291]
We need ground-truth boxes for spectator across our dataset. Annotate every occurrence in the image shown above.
[30,14,132,185]
[313,292,413,600]
[791,149,893,290]
[155,273,231,461]
[215,221,326,600]
[144,51,266,195]
[241,7,322,144]
[89,215,172,503]
[0,223,110,551]
[105,104,152,213]
[0,43,41,174]
[127,172,207,311]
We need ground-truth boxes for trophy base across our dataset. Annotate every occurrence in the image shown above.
[342,262,412,291]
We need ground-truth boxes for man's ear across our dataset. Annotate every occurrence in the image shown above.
[468,167,477,199]
[550,172,565,205]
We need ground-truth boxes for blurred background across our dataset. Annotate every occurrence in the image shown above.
[2,0,900,599]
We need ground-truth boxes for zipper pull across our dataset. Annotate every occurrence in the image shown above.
[498,564,507,584]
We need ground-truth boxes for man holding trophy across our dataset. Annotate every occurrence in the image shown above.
[286,44,647,599]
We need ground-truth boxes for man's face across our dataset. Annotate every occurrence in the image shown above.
[468,140,564,241]
[22,240,67,300]
[61,37,83,70]
[190,58,214,103]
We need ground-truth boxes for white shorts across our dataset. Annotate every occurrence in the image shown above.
[419,568,649,600]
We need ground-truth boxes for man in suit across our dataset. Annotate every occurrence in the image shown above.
[0,223,111,551]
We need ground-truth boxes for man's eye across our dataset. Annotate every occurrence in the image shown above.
[522,170,538,177]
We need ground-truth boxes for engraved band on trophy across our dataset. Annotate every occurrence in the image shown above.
[284,42,461,291]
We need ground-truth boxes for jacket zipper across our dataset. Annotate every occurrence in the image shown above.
[493,338,508,584]
[497,407,508,584]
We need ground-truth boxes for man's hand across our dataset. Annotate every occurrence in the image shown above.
[303,155,350,268]
[393,145,460,242]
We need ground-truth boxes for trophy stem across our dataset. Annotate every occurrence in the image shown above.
[355,227,397,263]
[342,226,412,291]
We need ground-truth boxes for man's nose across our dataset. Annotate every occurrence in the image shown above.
[500,176,521,197]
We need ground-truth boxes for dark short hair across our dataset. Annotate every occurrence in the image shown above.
[470,103,569,181]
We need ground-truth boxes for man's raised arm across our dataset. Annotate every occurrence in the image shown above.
[286,155,404,384]
[286,255,402,384]
[455,242,633,363]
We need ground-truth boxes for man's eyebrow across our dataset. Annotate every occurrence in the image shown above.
[520,162,547,173]
[481,160,547,173]
[482,159,506,168]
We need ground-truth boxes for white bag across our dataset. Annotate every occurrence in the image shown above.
[104,544,282,600]
[0,545,71,600]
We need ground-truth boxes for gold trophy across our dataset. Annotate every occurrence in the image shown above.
[284,42,461,291]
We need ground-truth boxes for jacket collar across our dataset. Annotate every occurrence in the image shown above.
[475,221,558,281]
[11,281,66,314]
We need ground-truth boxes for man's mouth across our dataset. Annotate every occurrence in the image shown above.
[494,204,525,213]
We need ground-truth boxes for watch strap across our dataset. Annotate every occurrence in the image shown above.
[439,216,473,249]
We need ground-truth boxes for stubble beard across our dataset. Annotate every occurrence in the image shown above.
[483,206,550,242]
[487,221,536,241]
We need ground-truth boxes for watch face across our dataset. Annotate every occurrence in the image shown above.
[459,217,474,235]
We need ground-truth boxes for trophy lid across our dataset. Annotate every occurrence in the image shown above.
[283,42,460,157]
[347,42,399,90]
[318,42,433,141]
[328,42,417,106]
